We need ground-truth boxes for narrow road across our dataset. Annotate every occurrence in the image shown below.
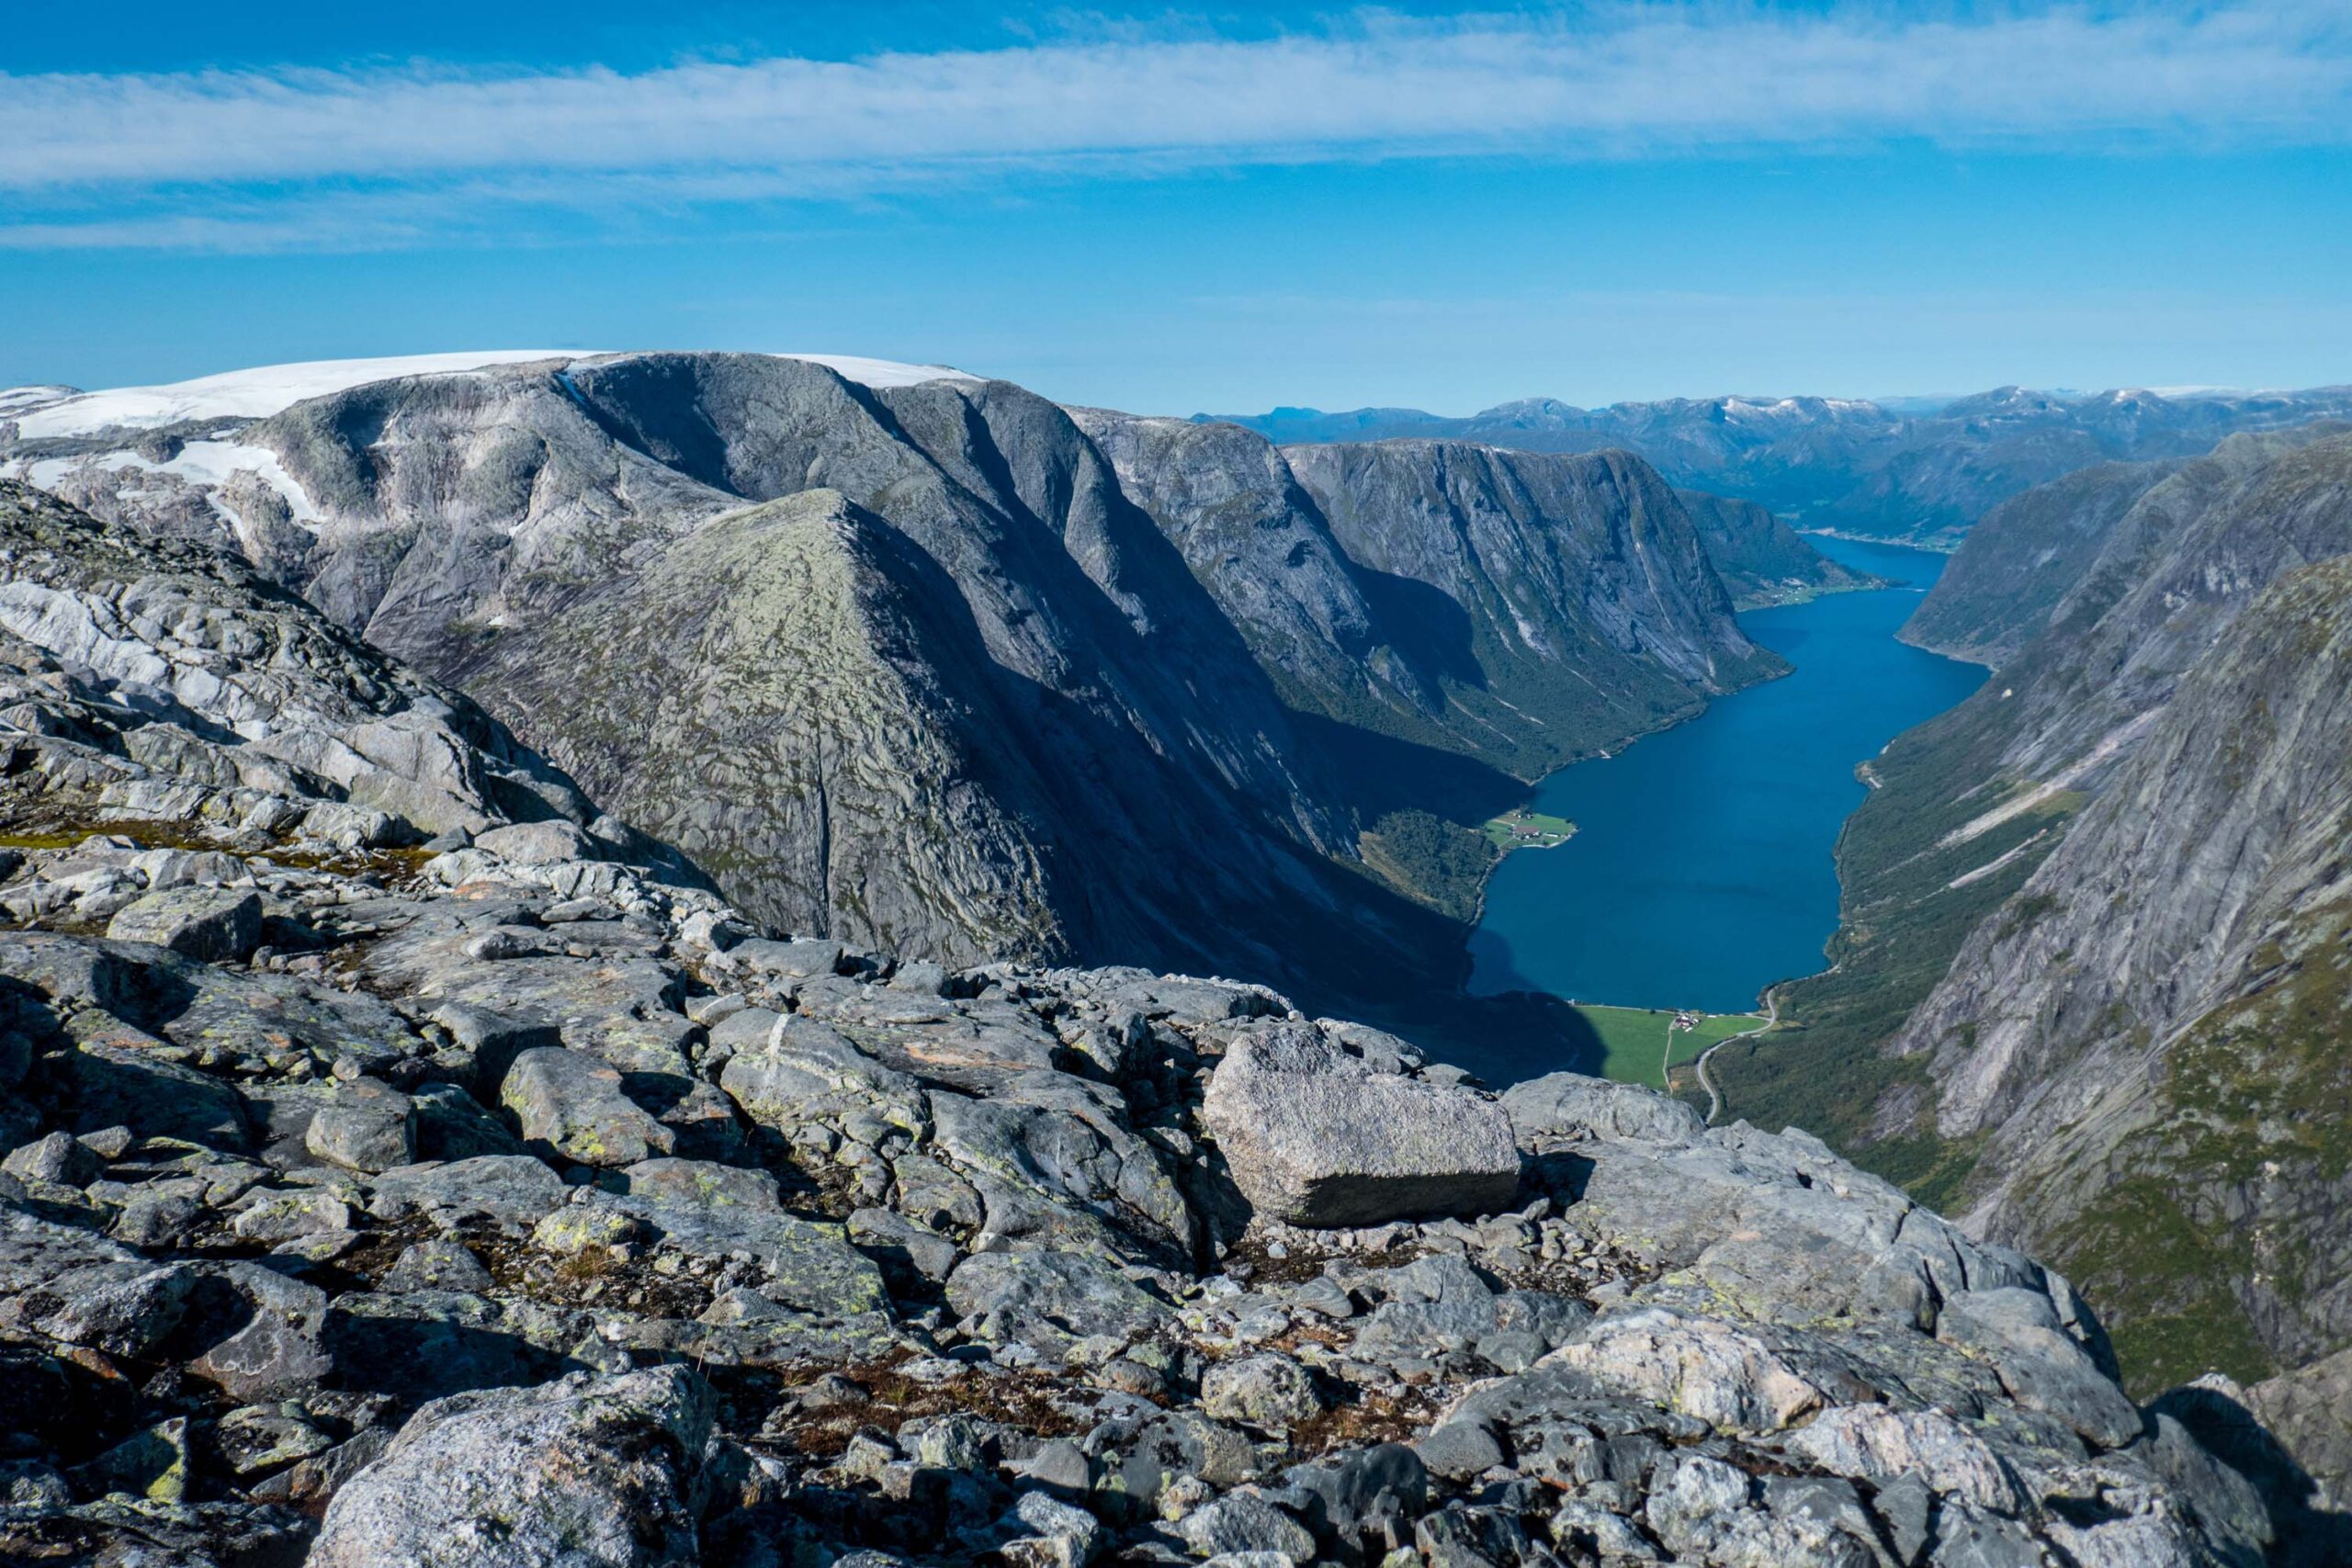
[1694,988,1780,1125]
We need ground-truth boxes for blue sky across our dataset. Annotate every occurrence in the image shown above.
[6,3,2348,414]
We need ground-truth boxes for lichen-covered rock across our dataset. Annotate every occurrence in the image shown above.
[304,1079,419,1173]
[105,886,263,962]
[311,1367,714,1568]
[499,1047,673,1168]
[1202,1021,1519,1226]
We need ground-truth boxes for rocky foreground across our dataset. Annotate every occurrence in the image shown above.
[0,486,2321,1565]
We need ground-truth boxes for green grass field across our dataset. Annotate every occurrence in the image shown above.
[1482,809,1576,851]
[1572,1004,1766,1087]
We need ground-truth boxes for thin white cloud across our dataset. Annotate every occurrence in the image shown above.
[5,3,2347,249]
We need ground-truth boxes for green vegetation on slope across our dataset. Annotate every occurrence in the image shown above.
[1358,809,1499,924]
[2027,900,2352,1397]
[1573,1003,1765,1088]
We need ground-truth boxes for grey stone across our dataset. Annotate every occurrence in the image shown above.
[1180,1494,1317,1562]
[849,1206,963,1284]
[368,1155,568,1228]
[1501,1072,1707,1147]
[304,1080,418,1173]
[380,1238,497,1294]
[311,1367,714,1568]
[1283,1442,1427,1553]
[500,1047,673,1168]
[719,1017,930,1144]
[1201,1354,1324,1431]
[1201,1021,1518,1227]
[946,1250,1175,1363]
[999,1488,1103,1568]
[3,1131,100,1187]
[1936,1286,2144,1450]
[106,887,264,962]
[472,819,597,867]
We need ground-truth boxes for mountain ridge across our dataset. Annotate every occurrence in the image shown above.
[1199,384,2352,545]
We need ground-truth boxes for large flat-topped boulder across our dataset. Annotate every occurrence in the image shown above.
[1201,1021,1519,1226]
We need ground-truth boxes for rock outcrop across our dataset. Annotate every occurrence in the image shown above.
[1697,423,2352,1529]
[0,491,2298,1566]
[1201,1021,1519,1225]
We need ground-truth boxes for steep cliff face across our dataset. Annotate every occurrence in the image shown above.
[1901,458,2184,665]
[1705,429,2352,1438]
[1889,555,2352,1407]
[1671,489,1882,609]
[1282,441,1784,781]
[1079,415,1782,785]
[1209,384,2352,544]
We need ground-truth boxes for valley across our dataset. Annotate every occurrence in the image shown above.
[1465,536,1983,1017]
[7,352,2352,1551]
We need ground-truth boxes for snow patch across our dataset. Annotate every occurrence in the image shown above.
[773,354,985,389]
[0,386,78,420]
[15,351,584,438]
[15,350,985,439]
[29,443,322,526]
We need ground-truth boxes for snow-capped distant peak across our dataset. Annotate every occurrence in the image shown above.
[13,351,585,439]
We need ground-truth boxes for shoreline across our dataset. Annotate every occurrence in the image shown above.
[1792,525,1958,555]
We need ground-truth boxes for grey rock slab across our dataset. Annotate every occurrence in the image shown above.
[946,1249,1175,1363]
[380,1238,497,1294]
[1936,1286,2144,1450]
[65,1040,251,1151]
[1180,1494,1317,1562]
[644,1202,887,1316]
[1775,1404,2028,1516]
[303,1080,418,1173]
[2,1132,101,1187]
[1548,1305,1847,1433]
[1201,1353,1324,1431]
[106,887,263,962]
[311,1366,714,1568]
[368,1155,569,1229]
[615,1156,781,1211]
[718,1017,930,1144]
[499,1047,674,1168]
[471,819,599,867]
[929,1073,1193,1263]
[1502,1072,1707,1147]
[1201,1021,1518,1227]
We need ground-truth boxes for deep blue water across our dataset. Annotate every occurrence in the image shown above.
[1465,537,1986,1012]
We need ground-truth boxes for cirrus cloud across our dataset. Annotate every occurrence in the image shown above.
[6,3,2348,250]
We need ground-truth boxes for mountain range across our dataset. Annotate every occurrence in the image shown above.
[1,353,1840,1006]
[9,347,2352,1550]
[1204,385,2352,547]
